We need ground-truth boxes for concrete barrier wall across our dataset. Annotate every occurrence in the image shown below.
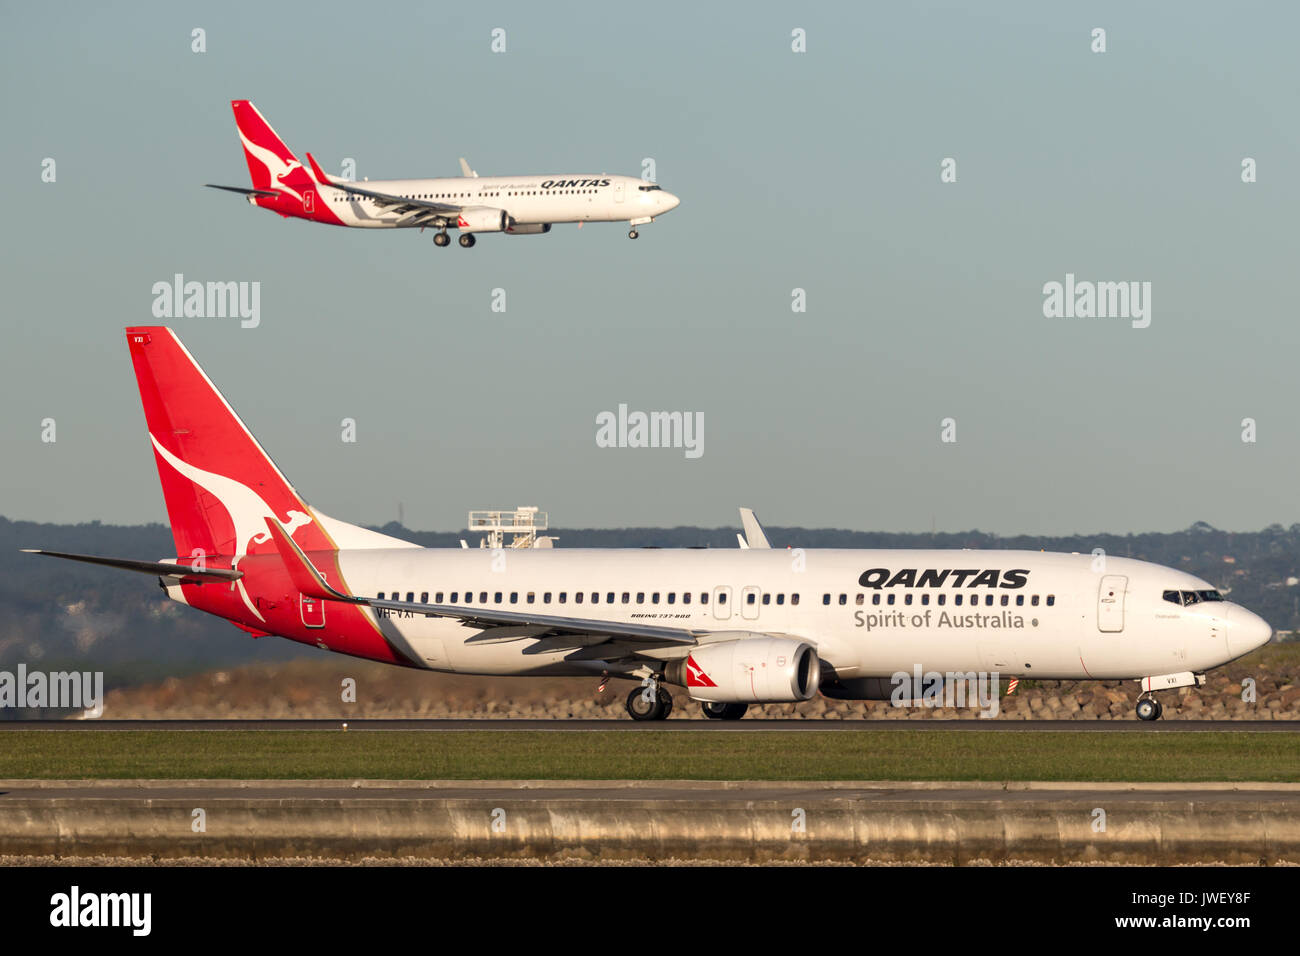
[2,782,1298,863]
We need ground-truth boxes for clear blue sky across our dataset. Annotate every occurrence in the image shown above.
[2,1,1297,536]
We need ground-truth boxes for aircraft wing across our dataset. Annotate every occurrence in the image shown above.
[264,519,698,650]
[304,152,464,225]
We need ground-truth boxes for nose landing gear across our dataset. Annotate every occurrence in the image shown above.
[1135,696,1163,721]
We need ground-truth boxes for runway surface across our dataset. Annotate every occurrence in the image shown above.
[0,718,1295,732]
[2,781,1298,803]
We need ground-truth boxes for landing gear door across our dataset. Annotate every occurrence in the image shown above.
[1097,574,1127,633]
[712,585,732,621]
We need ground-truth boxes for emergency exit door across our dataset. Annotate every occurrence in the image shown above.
[1097,575,1127,632]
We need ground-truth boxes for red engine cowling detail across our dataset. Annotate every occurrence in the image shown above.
[668,637,820,703]
[456,208,509,232]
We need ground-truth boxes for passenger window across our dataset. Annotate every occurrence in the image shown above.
[872,593,881,606]
[887,594,895,605]
[1016,595,1024,606]
[479,592,487,603]
[527,592,535,604]
[607,592,615,604]
[652,593,660,604]
[420,592,428,603]
[637,592,645,603]
[763,594,771,605]
[435,592,444,603]
[938,594,946,606]
[623,592,631,604]
[838,594,847,605]
[921,594,929,606]
[543,592,551,604]
[683,593,692,605]
[450,592,458,603]
[955,594,963,606]
[904,594,912,606]
[559,592,567,604]
[791,594,799,606]
[668,593,676,604]
[1001,595,1009,606]
[823,594,831,605]
[1031,595,1039,606]
[749,593,757,605]
[494,592,502,603]
[378,592,385,600]
[575,592,584,604]
[985,594,994,606]
[1046,595,1055,606]
[510,592,518,604]
[719,593,727,604]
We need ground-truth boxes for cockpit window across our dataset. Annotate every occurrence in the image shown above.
[637,184,661,191]
[1162,588,1224,606]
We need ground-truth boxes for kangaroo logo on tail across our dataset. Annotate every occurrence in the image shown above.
[150,435,313,621]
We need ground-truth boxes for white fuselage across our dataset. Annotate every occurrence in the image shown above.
[322,174,679,229]
[295,547,1270,682]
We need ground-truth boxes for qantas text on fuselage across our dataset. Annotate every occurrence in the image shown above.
[205,100,680,247]
[24,328,1272,722]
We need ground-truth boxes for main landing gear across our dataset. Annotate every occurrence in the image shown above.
[458,233,476,248]
[1135,696,1163,721]
[701,701,748,720]
[433,231,450,247]
[625,678,673,721]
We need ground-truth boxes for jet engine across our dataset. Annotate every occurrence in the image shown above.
[505,223,552,235]
[456,208,509,233]
[665,635,820,703]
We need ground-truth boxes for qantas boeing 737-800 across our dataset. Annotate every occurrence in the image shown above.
[205,100,680,246]
[26,329,1271,721]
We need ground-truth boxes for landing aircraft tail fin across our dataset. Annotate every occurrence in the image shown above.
[124,327,414,563]
[228,100,313,196]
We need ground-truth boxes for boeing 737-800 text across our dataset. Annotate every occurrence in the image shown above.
[26,329,1271,720]
[206,100,680,246]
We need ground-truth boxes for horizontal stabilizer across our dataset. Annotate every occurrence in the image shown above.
[21,549,243,581]
[204,183,281,198]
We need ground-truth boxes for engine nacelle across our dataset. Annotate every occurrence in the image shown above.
[665,636,820,703]
[505,223,552,235]
[456,208,509,233]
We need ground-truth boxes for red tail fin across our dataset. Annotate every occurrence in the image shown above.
[229,100,314,197]
[125,327,333,564]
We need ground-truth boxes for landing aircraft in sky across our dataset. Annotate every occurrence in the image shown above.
[205,100,680,246]
[26,329,1271,721]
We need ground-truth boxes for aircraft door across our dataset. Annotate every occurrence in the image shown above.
[1097,575,1127,632]
[712,586,732,621]
[300,593,325,628]
[741,586,760,620]
[302,189,315,214]
[614,181,625,204]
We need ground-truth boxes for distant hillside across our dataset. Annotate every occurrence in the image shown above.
[3,516,1299,688]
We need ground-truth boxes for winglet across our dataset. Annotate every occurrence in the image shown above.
[459,157,478,178]
[264,517,348,601]
[304,151,337,187]
[739,508,771,549]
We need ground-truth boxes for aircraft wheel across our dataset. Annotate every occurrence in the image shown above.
[1135,697,1160,721]
[626,686,670,721]
[458,233,476,248]
[701,701,748,720]
[628,229,639,239]
[433,232,450,247]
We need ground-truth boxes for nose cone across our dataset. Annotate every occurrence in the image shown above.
[1227,606,1272,659]
[661,191,680,213]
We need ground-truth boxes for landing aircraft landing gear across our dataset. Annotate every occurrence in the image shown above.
[458,233,476,248]
[433,231,450,247]
[626,681,673,721]
[627,229,639,239]
[1135,696,1163,721]
[701,701,748,721]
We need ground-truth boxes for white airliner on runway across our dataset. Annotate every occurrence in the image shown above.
[205,100,680,246]
[26,329,1272,721]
